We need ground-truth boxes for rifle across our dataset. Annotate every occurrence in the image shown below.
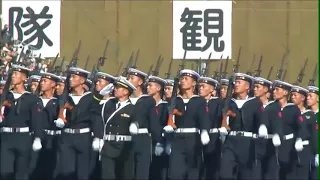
[97,40,109,71]
[84,55,90,70]
[232,47,241,74]
[89,64,99,92]
[213,60,221,80]
[0,68,13,116]
[48,53,59,73]
[295,58,308,85]
[69,40,82,68]
[147,64,154,76]
[221,75,235,130]
[267,66,273,80]
[121,52,134,77]
[254,55,263,77]
[152,55,163,76]
[221,56,229,79]
[132,49,140,69]
[246,54,255,76]
[166,63,183,129]
[308,63,318,86]
[196,58,201,74]
[201,53,211,76]
[167,51,187,128]
[57,66,73,123]
[276,51,289,80]
[165,57,173,79]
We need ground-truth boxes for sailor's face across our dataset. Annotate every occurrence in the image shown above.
[69,74,84,88]
[114,85,127,98]
[307,92,318,107]
[95,78,109,92]
[273,87,287,100]
[164,85,173,99]
[127,75,142,87]
[291,92,305,105]
[254,84,268,97]
[199,83,213,97]
[179,76,194,90]
[0,86,4,95]
[220,85,228,99]
[11,71,26,85]
[147,82,160,95]
[40,78,55,92]
[234,80,248,94]
[56,82,65,95]
[31,82,39,93]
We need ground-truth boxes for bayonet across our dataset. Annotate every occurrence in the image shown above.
[295,58,308,85]
[254,55,263,77]
[267,66,273,80]
[221,56,229,79]
[121,52,134,77]
[232,47,241,73]
[282,69,287,81]
[132,49,140,69]
[308,63,318,86]
[97,40,110,71]
[276,50,290,80]
[147,64,154,76]
[152,55,163,76]
[48,53,59,73]
[84,55,90,70]
[165,57,173,79]
[115,61,123,77]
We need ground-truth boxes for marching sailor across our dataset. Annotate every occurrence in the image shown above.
[54,67,102,180]
[306,86,318,180]
[55,77,66,96]
[0,65,42,179]
[147,75,169,180]
[126,68,163,180]
[164,79,174,101]
[198,76,223,180]
[259,80,308,180]
[31,72,60,180]
[163,69,210,180]
[253,77,276,180]
[220,73,263,180]
[29,75,41,94]
[290,85,313,180]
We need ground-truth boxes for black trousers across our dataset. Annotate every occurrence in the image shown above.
[58,133,91,180]
[0,133,32,180]
[101,150,134,180]
[149,154,169,180]
[132,134,152,180]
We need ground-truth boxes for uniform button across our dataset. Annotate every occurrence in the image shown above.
[109,124,112,127]
[116,132,119,135]
[109,132,111,134]
[117,125,119,127]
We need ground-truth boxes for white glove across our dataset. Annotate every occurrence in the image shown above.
[129,123,138,134]
[92,138,104,152]
[155,143,164,156]
[165,143,171,155]
[201,130,210,145]
[219,127,228,136]
[258,124,268,137]
[315,154,319,167]
[163,125,174,133]
[99,84,114,96]
[272,134,281,147]
[295,138,304,152]
[32,137,42,151]
[0,116,2,123]
[54,118,65,128]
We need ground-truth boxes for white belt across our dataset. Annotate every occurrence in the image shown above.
[175,128,199,133]
[44,129,61,136]
[1,127,30,133]
[302,140,309,145]
[137,128,149,134]
[63,128,90,134]
[229,131,258,138]
[284,133,294,140]
[209,128,219,133]
[103,134,132,141]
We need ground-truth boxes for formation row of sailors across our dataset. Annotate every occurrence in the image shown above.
[0,64,317,180]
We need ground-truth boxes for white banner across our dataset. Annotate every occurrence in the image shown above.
[2,0,61,57]
[173,1,232,60]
